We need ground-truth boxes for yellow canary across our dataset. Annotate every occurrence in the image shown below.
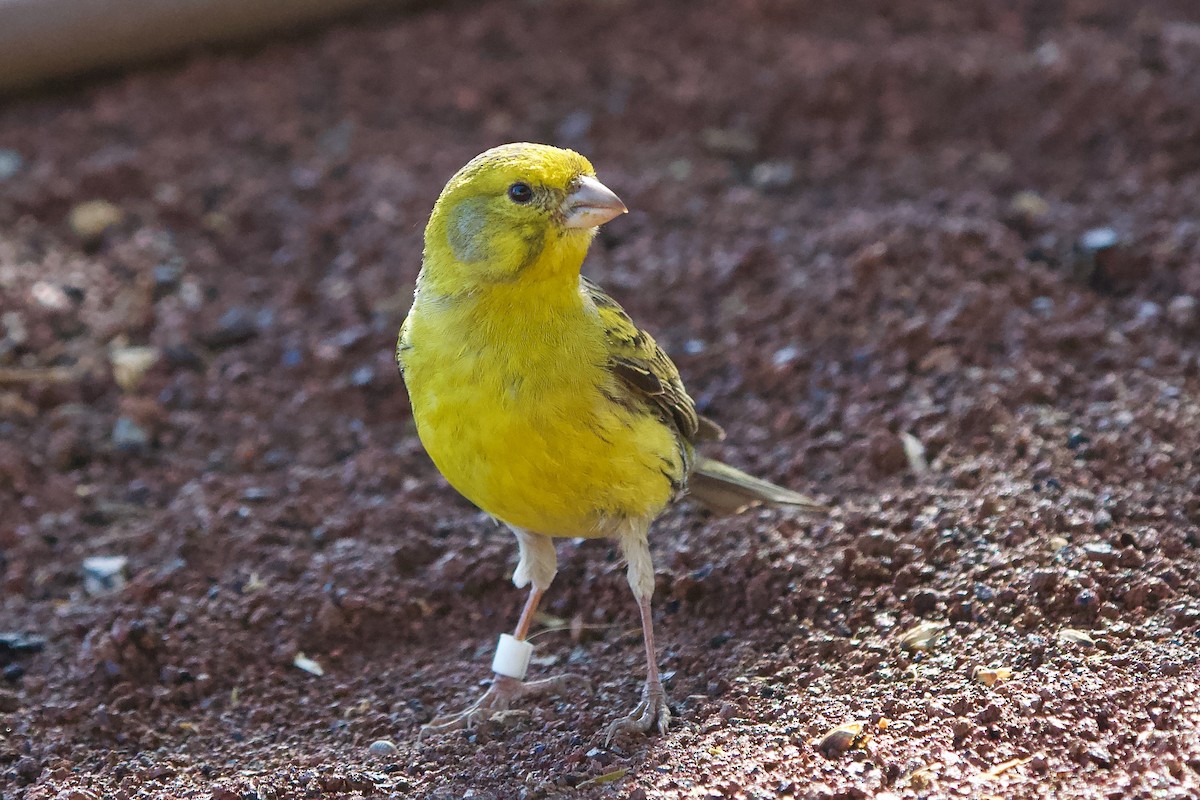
[397,143,825,742]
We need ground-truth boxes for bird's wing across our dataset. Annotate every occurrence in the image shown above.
[582,277,709,444]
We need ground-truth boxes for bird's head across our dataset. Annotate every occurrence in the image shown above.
[422,143,627,291]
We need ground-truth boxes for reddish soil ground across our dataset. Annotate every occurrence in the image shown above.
[3,1,1200,798]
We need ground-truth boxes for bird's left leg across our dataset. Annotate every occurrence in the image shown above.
[605,519,672,743]
[419,528,585,739]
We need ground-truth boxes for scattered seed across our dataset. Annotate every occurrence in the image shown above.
[983,756,1032,779]
[69,199,125,242]
[577,768,628,787]
[1057,629,1096,648]
[972,667,1014,687]
[906,767,936,790]
[813,721,869,756]
[292,653,325,676]
[899,431,929,475]
[1008,190,1049,220]
[110,346,160,392]
[899,621,946,652]
[367,739,398,757]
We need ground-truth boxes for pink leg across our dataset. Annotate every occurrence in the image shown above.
[419,584,587,741]
[606,525,672,744]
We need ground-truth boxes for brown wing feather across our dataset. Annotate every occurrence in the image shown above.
[582,278,826,517]
[582,277,701,443]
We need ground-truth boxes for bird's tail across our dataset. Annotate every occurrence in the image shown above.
[687,456,829,516]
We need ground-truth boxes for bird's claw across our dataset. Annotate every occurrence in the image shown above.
[418,673,588,742]
[604,681,672,745]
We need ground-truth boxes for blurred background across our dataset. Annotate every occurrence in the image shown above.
[2,1,1199,798]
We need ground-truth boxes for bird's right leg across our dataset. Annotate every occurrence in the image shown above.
[419,528,586,739]
[605,518,672,743]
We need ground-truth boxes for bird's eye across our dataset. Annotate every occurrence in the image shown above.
[507,182,534,204]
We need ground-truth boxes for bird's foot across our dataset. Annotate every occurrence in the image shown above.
[604,680,672,745]
[419,673,588,741]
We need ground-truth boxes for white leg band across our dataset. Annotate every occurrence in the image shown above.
[491,633,533,681]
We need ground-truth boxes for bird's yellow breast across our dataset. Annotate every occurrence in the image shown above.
[399,281,684,538]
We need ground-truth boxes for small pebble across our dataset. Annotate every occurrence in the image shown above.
[1083,542,1117,565]
[0,149,22,180]
[202,307,260,349]
[1166,295,1197,330]
[82,555,129,595]
[164,344,205,372]
[112,417,151,451]
[750,160,795,192]
[909,589,941,616]
[31,281,71,310]
[153,264,183,298]
[0,632,46,657]
[1030,568,1059,593]
[557,110,593,143]
[1079,227,1119,251]
[701,127,757,156]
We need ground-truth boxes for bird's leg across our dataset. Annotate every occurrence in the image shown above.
[419,530,586,740]
[606,521,671,744]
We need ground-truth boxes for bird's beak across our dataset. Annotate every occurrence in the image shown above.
[563,175,627,229]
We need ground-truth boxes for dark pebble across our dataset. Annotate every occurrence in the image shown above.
[910,589,940,616]
[153,264,183,299]
[281,348,304,368]
[1083,542,1118,566]
[202,307,260,349]
[112,417,150,451]
[0,632,47,660]
[948,600,974,623]
[164,344,205,371]
[1030,568,1059,594]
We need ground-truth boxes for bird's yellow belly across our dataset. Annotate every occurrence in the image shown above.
[405,342,682,538]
